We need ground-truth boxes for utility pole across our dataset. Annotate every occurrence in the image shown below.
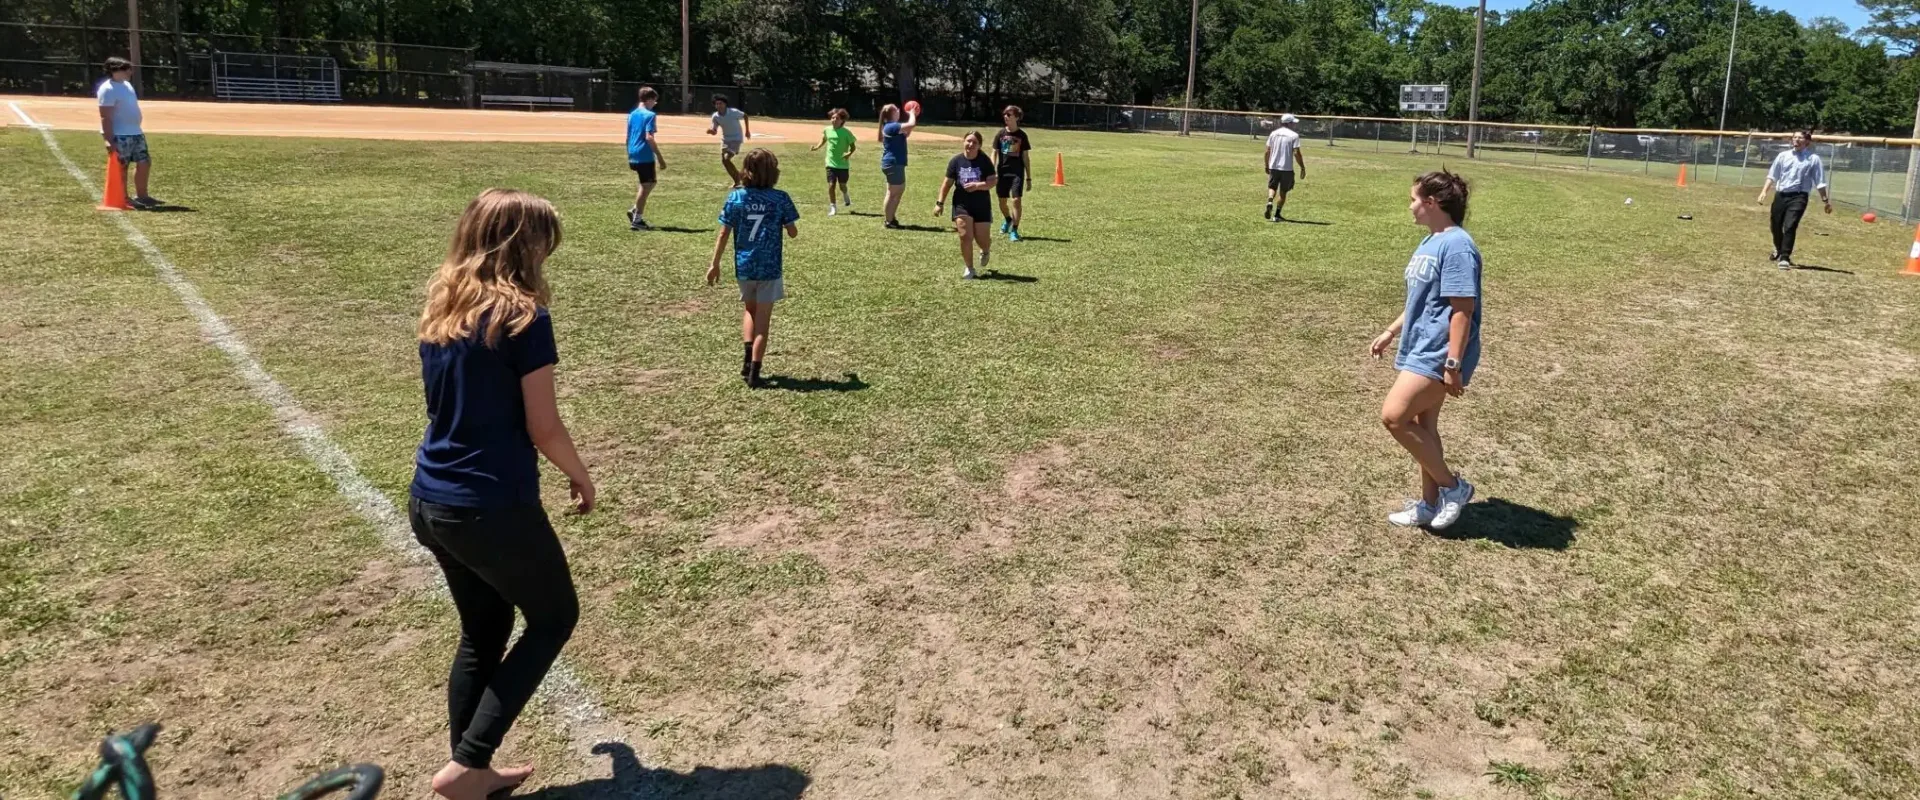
[1181,0,1197,135]
[126,0,142,92]
[1718,0,1740,132]
[680,0,692,113]
[1465,0,1485,158]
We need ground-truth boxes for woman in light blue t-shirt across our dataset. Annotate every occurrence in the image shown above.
[1367,170,1483,531]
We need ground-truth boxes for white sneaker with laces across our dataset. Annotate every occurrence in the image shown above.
[828,205,837,216]
[1429,477,1475,530]
[1388,499,1436,528]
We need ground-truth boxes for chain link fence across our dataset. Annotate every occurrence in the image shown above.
[1042,101,1920,222]
[2,22,473,106]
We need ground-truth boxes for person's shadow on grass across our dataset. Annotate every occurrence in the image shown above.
[647,226,715,234]
[1428,498,1577,550]
[1013,235,1071,242]
[1276,218,1332,226]
[137,204,196,213]
[762,372,868,393]
[889,223,948,233]
[1784,262,1854,275]
[976,270,1037,283]
[515,741,809,800]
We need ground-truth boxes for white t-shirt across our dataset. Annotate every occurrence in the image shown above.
[710,107,747,143]
[96,78,144,137]
[1266,127,1300,171]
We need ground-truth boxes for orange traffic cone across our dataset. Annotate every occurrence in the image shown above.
[1675,164,1688,188]
[1051,153,1067,187]
[97,153,133,211]
[1904,223,1920,276]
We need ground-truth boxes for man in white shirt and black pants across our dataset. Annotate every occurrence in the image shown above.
[1264,114,1306,222]
[1756,129,1831,269]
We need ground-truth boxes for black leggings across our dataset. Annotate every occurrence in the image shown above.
[1771,191,1808,259]
[409,498,579,769]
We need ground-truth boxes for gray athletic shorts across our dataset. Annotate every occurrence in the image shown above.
[722,140,744,157]
[739,278,783,304]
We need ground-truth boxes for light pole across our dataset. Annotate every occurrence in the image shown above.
[1718,0,1740,132]
[1465,0,1485,158]
[681,0,692,113]
[127,0,142,92]
[1181,0,1197,135]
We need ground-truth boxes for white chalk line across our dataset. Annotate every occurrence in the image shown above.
[9,100,52,129]
[21,110,637,789]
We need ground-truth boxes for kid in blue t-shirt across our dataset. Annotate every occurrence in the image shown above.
[625,86,667,230]
[877,103,919,227]
[707,148,800,388]
[1368,170,1484,532]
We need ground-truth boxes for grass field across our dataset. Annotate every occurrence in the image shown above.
[5,118,1920,800]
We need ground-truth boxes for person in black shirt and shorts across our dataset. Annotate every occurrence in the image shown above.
[935,131,997,280]
[993,106,1033,242]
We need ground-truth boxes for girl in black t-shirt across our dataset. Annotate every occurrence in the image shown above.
[934,131,997,279]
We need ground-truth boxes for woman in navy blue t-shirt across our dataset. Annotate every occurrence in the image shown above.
[411,189,594,800]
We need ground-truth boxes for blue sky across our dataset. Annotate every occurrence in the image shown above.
[1440,0,1872,32]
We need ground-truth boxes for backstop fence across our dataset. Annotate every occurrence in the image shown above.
[1,22,473,105]
[1041,101,1920,222]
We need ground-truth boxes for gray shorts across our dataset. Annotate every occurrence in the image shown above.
[739,278,783,304]
[721,140,744,157]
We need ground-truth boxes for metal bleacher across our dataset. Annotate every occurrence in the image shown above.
[210,51,342,102]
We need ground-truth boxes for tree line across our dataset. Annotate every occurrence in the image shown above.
[11,0,1919,133]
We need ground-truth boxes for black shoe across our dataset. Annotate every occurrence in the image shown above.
[1264,207,1272,220]
[132,196,161,209]
[885,220,903,230]
[1768,251,1779,262]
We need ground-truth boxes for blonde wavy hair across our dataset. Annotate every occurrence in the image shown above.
[418,189,561,347]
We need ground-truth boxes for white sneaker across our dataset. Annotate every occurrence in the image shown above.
[1388,499,1436,527]
[828,205,837,216]
[963,268,978,280]
[1429,477,1475,530]
[1777,258,1792,270]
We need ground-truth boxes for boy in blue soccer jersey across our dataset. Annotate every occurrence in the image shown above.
[707,149,800,388]
[626,86,667,231]
[1368,170,1483,531]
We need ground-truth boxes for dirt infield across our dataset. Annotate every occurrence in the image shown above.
[2,94,954,145]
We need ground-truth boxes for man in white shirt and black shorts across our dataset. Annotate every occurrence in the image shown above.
[1264,114,1306,222]
[1755,129,1831,269]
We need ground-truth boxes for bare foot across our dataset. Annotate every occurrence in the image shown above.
[489,764,535,794]
[431,761,535,800]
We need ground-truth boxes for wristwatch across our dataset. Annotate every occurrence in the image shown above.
[1443,357,1461,371]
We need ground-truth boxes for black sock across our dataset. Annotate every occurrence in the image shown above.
[742,343,753,376]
